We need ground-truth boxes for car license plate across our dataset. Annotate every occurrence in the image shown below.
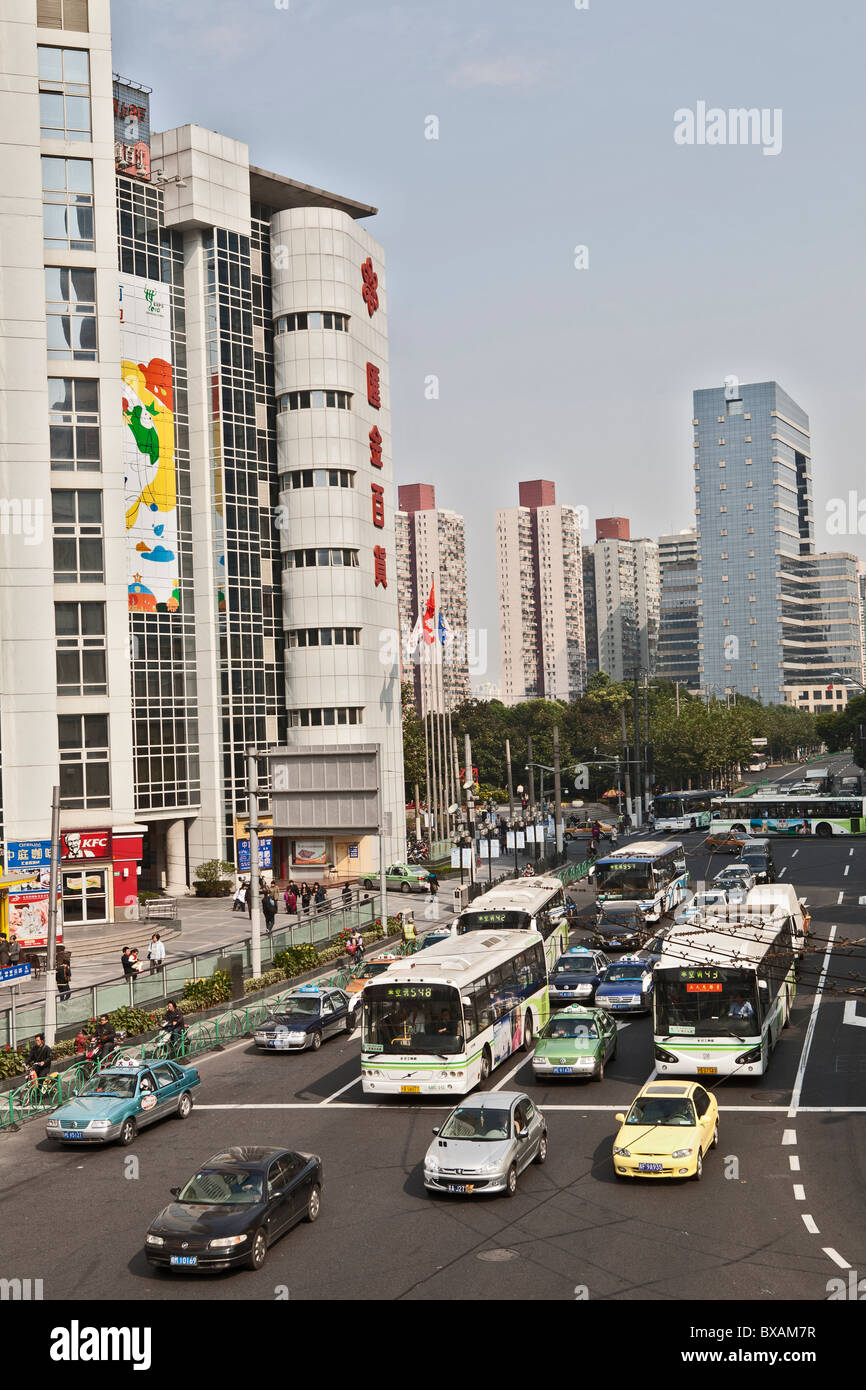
[697,1066,717,1074]
[401,1085,420,1093]
[61,1131,83,1140]
[170,1255,197,1266]
[448,1184,473,1194]
[553,1066,573,1074]
[637,1163,663,1172]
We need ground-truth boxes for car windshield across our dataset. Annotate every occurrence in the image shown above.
[273,999,320,1019]
[77,1075,137,1098]
[626,1097,697,1126]
[541,1018,598,1039]
[554,956,595,975]
[360,962,392,978]
[604,967,644,982]
[178,1169,264,1205]
[439,1107,512,1141]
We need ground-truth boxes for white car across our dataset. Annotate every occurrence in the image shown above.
[675,888,729,922]
[711,866,755,901]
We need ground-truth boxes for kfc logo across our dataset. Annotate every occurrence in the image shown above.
[61,830,110,860]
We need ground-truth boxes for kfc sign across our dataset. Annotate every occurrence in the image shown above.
[61,829,111,861]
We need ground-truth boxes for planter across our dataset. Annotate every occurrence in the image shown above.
[193,882,232,897]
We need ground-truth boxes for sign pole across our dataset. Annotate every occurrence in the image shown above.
[377,746,388,936]
[10,984,17,1052]
[247,748,262,977]
[43,786,61,1046]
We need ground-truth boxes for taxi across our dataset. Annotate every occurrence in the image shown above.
[595,957,654,1015]
[531,1005,618,1082]
[252,985,352,1051]
[45,1059,200,1148]
[612,1079,719,1180]
[548,946,609,1006]
[704,829,749,853]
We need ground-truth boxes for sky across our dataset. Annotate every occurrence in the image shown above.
[112,0,866,687]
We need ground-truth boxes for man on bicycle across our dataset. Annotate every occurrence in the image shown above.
[28,1033,53,1081]
[163,1001,185,1055]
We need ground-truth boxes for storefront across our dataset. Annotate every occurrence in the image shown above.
[59,826,145,925]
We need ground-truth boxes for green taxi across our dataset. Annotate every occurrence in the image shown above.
[360,863,431,894]
[531,1005,618,1083]
[45,1059,200,1146]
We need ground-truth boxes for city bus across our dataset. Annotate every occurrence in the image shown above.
[653,910,797,1077]
[710,793,866,837]
[653,790,714,832]
[360,929,549,1096]
[591,840,688,922]
[456,876,569,971]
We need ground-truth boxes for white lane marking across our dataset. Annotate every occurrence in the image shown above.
[823,1248,851,1269]
[788,924,836,1119]
[793,1184,806,1201]
[802,1215,820,1234]
[791,849,799,858]
[849,848,854,857]
[844,865,850,876]
[782,1128,797,1145]
[789,1155,800,1171]
[843,1000,866,1028]
[837,891,844,904]
[191,1101,866,1114]
[321,1075,361,1104]
[778,867,787,877]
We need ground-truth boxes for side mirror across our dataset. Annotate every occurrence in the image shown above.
[431,1127,440,1136]
[615,1113,626,1124]
[516,1130,528,1141]
[169,1187,180,1197]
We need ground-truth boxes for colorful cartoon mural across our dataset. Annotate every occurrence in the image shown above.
[120,276,180,611]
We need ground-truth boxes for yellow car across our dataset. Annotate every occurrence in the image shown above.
[612,1080,719,1180]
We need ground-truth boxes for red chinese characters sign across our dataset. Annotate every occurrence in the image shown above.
[371,482,385,528]
[61,829,111,861]
[361,258,379,317]
[366,362,381,410]
[369,425,383,469]
[373,545,388,588]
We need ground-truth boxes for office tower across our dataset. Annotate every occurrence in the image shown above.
[585,536,660,682]
[395,484,470,712]
[783,553,865,712]
[495,480,586,705]
[656,530,700,687]
[694,377,856,706]
[0,0,404,922]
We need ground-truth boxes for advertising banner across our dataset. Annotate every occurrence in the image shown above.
[8,871,63,949]
[61,829,110,861]
[237,838,273,871]
[120,275,180,613]
[292,839,328,866]
[6,840,52,871]
[113,79,151,181]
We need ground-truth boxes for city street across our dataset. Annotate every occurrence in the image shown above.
[1,831,862,1303]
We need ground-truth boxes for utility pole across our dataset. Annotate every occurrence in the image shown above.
[633,671,643,828]
[505,738,515,822]
[527,734,535,814]
[675,681,680,718]
[621,706,633,824]
[464,732,476,886]
[247,747,262,977]
[553,724,563,855]
[643,673,651,822]
[376,746,388,934]
[43,785,61,1046]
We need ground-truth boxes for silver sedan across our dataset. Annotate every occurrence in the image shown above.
[423,1091,548,1197]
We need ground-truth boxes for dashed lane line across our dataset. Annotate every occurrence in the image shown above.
[802,1216,820,1234]
[823,1248,851,1270]
[788,923,836,1118]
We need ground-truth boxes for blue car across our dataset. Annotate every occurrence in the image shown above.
[595,957,654,1015]
[549,947,610,1006]
[45,1060,200,1147]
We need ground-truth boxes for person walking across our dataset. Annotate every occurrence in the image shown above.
[8,935,20,967]
[121,946,135,980]
[233,881,247,913]
[314,883,327,913]
[262,888,277,937]
[341,881,352,907]
[55,956,72,1002]
[244,881,252,919]
[427,870,439,898]
[147,932,166,975]
[300,883,311,915]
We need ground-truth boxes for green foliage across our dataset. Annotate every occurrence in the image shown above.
[0,1047,28,1081]
[816,694,866,769]
[273,944,319,978]
[137,890,162,904]
[244,969,286,994]
[401,681,426,795]
[101,1005,160,1036]
[193,859,236,884]
[182,970,232,1007]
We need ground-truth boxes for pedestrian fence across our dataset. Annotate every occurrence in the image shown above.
[0,897,376,1051]
[0,965,354,1132]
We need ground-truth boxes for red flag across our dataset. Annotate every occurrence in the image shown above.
[422,580,436,644]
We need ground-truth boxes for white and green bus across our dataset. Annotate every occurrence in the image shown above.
[652,790,714,832]
[653,910,797,1077]
[710,793,866,838]
[456,876,569,971]
[361,929,549,1096]
[592,840,688,922]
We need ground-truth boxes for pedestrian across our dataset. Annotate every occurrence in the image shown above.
[355,928,364,964]
[427,870,439,897]
[0,936,9,969]
[301,883,311,915]
[121,946,135,980]
[314,883,327,913]
[146,932,166,974]
[55,956,72,1002]
[232,881,247,913]
[129,947,144,975]
[346,932,358,966]
[94,1014,116,1061]
[244,882,252,918]
[262,889,276,936]
[28,1033,53,1081]
[287,886,297,915]
[8,935,20,967]
[341,882,352,907]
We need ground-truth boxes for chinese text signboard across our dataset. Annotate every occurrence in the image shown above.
[113,79,151,181]
[237,838,273,871]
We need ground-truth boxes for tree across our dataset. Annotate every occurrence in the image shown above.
[401,681,426,796]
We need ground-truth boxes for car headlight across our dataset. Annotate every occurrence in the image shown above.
[425,1157,439,1174]
[286,1032,306,1043]
[208,1235,248,1248]
[88,1119,112,1130]
[477,1160,501,1175]
[145,1234,165,1247]
[671,1148,693,1159]
[613,1146,631,1157]
[577,1058,595,1068]
[575,984,592,994]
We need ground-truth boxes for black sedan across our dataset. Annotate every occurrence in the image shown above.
[591,902,650,952]
[252,986,354,1051]
[145,1146,322,1271]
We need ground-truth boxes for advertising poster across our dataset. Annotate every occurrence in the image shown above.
[8,870,63,948]
[292,839,328,866]
[120,275,180,612]
[237,838,273,871]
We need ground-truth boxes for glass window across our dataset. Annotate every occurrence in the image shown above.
[58,712,110,809]
[45,266,96,361]
[48,377,99,470]
[38,46,91,141]
[52,488,103,582]
[42,156,93,250]
[37,1,90,32]
[55,600,106,695]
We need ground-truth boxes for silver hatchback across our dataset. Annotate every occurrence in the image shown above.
[423,1091,548,1197]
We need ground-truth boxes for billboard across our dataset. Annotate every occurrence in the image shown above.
[237,838,273,871]
[8,870,62,948]
[61,829,110,860]
[113,79,151,181]
[120,275,180,612]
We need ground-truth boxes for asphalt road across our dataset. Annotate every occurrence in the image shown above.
[1,823,863,1303]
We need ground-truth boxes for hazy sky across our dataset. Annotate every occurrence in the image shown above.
[112,0,866,686]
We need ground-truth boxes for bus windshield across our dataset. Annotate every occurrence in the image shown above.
[459,909,531,933]
[655,970,761,1037]
[595,861,653,898]
[363,983,464,1055]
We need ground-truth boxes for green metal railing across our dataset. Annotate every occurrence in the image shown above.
[0,966,354,1132]
[553,858,592,885]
